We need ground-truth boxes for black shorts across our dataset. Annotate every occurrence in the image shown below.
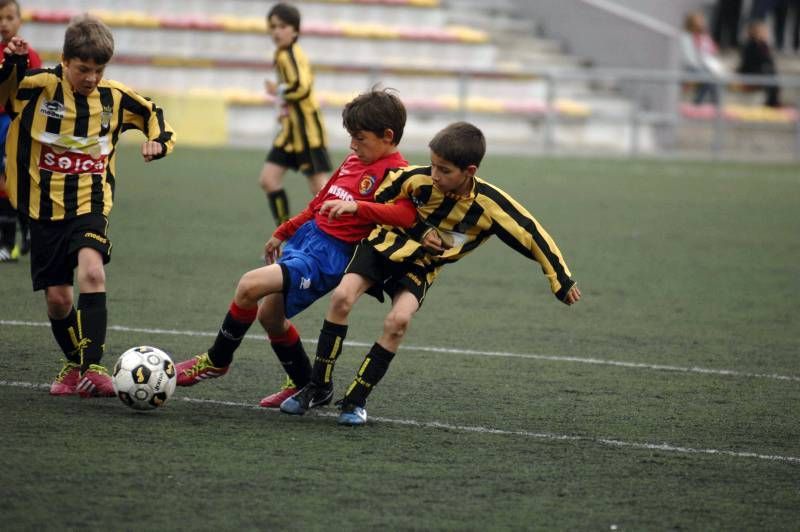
[29,213,112,291]
[267,145,332,177]
[345,241,430,307]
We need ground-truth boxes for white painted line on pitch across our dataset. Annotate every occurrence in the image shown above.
[3,319,799,382]
[2,379,797,464]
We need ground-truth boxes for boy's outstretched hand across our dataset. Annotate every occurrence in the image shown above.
[563,284,581,306]
[4,36,28,55]
[141,141,163,162]
[320,199,357,220]
[264,236,283,264]
[421,228,452,255]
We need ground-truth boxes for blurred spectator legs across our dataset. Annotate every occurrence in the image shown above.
[713,0,744,50]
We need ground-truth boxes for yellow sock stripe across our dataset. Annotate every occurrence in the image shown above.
[323,336,343,383]
[276,197,288,222]
[344,357,372,396]
[76,310,84,366]
[68,326,80,351]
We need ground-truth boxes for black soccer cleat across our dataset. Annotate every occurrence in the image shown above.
[279,382,333,415]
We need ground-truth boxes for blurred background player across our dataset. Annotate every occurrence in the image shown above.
[280,122,581,425]
[0,0,41,262]
[259,2,332,227]
[0,15,175,397]
[175,88,413,409]
[738,19,782,107]
[681,10,725,105]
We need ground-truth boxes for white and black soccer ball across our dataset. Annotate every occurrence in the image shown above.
[112,346,177,411]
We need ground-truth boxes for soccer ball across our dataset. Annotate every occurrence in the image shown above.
[112,346,177,411]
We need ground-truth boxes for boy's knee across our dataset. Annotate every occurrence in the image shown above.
[80,263,105,288]
[45,289,73,317]
[330,285,357,318]
[383,309,412,338]
[235,273,263,307]
[257,305,284,334]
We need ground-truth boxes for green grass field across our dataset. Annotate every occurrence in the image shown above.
[1,144,798,530]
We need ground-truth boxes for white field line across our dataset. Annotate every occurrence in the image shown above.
[2,379,798,465]
[3,319,799,383]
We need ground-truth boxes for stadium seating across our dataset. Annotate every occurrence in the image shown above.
[18,0,798,156]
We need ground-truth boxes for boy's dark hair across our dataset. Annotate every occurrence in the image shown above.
[63,15,114,64]
[268,3,301,32]
[342,87,406,145]
[0,0,20,16]
[428,122,486,169]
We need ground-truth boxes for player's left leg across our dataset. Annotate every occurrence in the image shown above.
[44,285,82,395]
[337,290,420,426]
[72,247,115,398]
[259,162,290,226]
[177,264,284,386]
[257,293,312,407]
[279,272,374,415]
[0,195,17,262]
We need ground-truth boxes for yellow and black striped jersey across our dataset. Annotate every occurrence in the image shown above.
[272,42,327,152]
[368,165,576,301]
[0,54,175,221]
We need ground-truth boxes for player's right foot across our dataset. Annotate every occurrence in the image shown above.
[176,352,229,386]
[49,361,81,396]
[337,403,368,426]
[279,382,333,415]
[76,365,116,398]
[0,247,17,263]
[259,376,297,408]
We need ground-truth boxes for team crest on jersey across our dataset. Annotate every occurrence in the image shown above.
[101,105,113,129]
[359,175,376,195]
[39,100,65,119]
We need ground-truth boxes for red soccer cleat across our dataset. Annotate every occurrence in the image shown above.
[259,387,298,408]
[259,375,298,408]
[76,365,115,398]
[176,353,229,387]
[50,361,81,396]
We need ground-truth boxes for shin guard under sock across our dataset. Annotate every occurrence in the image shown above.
[342,342,396,407]
[77,292,107,371]
[269,323,311,388]
[267,189,290,226]
[49,307,81,364]
[311,320,348,385]
[208,301,258,367]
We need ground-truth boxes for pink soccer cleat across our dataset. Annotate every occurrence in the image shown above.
[76,364,115,398]
[259,387,298,408]
[50,361,81,396]
[176,353,229,387]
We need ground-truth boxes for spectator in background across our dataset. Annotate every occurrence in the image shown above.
[681,10,725,104]
[0,0,41,263]
[773,0,800,53]
[713,0,743,50]
[738,19,782,106]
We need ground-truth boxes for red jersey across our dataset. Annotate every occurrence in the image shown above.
[0,43,41,114]
[274,151,415,243]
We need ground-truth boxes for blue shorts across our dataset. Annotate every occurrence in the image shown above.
[279,220,355,318]
[0,113,10,172]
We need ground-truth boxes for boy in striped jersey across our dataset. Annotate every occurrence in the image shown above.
[0,16,175,397]
[175,88,415,409]
[259,2,332,226]
[0,0,41,262]
[280,122,582,425]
